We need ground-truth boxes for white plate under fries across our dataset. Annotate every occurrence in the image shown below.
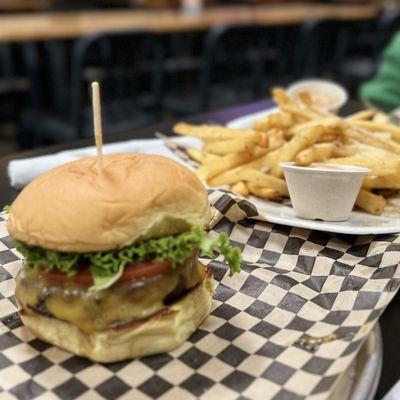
[227,107,279,130]
[226,108,400,235]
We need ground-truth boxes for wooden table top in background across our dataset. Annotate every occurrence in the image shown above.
[0,3,380,43]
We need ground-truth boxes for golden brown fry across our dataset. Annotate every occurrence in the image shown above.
[295,143,337,166]
[290,117,344,135]
[373,112,390,124]
[298,91,313,106]
[346,109,375,121]
[231,181,249,197]
[239,169,288,195]
[173,123,258,140]
[187,148,205,163]
[196,152,255,181]
[327,157,400,176]
[253,118,269,132]
[251,146,269,158]
[363,175,400,190]
[259,132,269,148]
[247,183,282,200]
[198,147,268,181]
[350,120,400,143]
[356,190,386,215]
[268,129,285,150]
[346,128,400,154]
[281,103,321,121]
[204,137,255,155]
[272,88,292,106]
[269,125,325,176]
[317,131,344,143]
[253,112,294,132]
[187,148,220,164]
[208,154,272,186]
[332,144,358,158]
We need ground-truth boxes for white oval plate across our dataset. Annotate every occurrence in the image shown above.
[227,108,400,235]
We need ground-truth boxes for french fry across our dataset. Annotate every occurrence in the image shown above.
[373,112,390,124]
[290,117,344,135]
[298,91,313,106]
[208,153,272,186]
[332,144,358,158]
[247,183,282,200]
[231,181,249,197]
[350,120,400,143]
[173,123,258,141]
[187,148,205,163]
[281,103,321,121]
[352,120,400,133]
[268,129,285,149]
[272,88,292,106]
[239,169,288,195]
[355,143,393,158]
[356,190,386,215]
[346,109,375,121]
[252,146,270,158]
[259,132,269,148]
[196,152,254,181]
[269,125,324,176]
[346,128,400,154]
[363,175,400,190]
[187,148,220,164]
[327,157,400,176]
[295,143,337,166]
[253,118,269,132]
[204,137,255,155]
[254,112,294,132]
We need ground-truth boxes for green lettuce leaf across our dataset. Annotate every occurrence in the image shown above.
[14,226,242,290]
[2,205,10,213]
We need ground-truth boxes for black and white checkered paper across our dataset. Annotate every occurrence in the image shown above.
[0,190,400,400]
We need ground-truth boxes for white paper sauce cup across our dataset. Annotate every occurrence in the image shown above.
[280,162,371,222]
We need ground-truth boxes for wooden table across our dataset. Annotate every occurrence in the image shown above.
[0,0,45,13]
[0,4,380,43]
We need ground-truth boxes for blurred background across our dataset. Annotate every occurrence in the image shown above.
[0,0,399,154]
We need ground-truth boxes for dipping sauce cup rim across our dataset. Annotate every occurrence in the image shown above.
[280,162,371,175]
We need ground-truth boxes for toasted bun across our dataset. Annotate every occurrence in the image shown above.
[18,267,214,363]
[8,153,211,252]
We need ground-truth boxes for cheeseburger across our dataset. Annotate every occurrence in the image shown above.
[7,153,241,362]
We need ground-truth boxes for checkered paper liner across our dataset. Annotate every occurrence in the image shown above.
[0,190,400,400]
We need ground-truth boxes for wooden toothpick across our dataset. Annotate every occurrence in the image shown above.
[92,82,104,173]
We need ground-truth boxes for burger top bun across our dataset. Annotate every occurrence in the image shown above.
[8,153,211,252]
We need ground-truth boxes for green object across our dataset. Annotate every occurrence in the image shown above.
[360,33,400,112]
[2,205,10,213]
[15,226,242,291]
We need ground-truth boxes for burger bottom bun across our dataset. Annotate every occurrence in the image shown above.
[20,267,214,363]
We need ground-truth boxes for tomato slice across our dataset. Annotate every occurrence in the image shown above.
[42,260,172,285]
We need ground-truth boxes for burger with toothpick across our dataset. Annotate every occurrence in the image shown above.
[6,83,241,362]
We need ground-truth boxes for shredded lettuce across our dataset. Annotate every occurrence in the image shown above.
[2,205,10,213]
[14,227,241,290]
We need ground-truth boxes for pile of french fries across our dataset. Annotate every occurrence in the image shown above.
[173,88,400,216]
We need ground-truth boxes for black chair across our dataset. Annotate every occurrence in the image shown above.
[376,9,400,52]
[18,31,164,147]
[0,44,29,126]
[163,24,278,115]
[294,19,346,80]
